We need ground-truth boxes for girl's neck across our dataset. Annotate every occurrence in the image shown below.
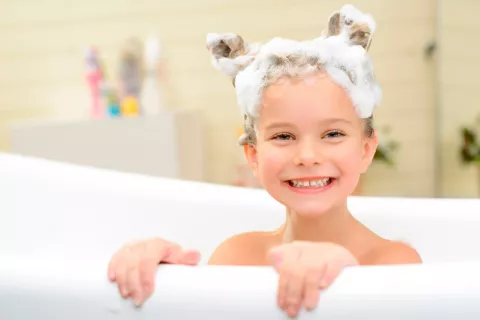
[279,201,361,245]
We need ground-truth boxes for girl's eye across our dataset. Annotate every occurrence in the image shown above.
[325,130,345,138]
[273,133,294,140]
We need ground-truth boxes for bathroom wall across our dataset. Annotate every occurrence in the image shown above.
[438,0,480,198]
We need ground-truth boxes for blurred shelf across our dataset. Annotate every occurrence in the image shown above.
[8,109,206,182]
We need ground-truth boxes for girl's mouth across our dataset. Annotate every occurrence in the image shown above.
[287,177,334,188]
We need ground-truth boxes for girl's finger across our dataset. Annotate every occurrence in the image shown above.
[303,264,326,310]
[126,265,143,306]
[283,264,305,317]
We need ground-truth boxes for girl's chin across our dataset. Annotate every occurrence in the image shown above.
[287,202,335,217]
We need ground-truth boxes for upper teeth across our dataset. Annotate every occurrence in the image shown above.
[290,178,330,187]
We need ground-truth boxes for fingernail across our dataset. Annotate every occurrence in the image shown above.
[185,255,198,265]
[133,294,142,306]
[287,306,298,318]
[320,278,330,288]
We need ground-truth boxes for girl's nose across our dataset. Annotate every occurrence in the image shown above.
[293,138,322,167]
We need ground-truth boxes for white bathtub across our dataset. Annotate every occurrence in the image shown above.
[1,152,480,319]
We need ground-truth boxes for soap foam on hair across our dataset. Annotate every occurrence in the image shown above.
[206,4,382,144]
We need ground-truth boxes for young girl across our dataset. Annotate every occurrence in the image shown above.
[107,4,422,318]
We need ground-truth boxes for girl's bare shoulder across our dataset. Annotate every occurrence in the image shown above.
[362,240,422,265]
[207,231,276,266]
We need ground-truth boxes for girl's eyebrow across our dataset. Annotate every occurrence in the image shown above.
[264,122,295,131]
[265,118,353,131]
[322,118,354,126]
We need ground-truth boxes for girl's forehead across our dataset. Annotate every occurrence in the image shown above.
[261,74,354,115]
[255,76,363,131]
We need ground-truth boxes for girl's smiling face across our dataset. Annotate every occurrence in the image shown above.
[245,72,378,216]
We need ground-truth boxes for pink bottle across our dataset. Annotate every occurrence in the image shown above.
[85,47,103,119]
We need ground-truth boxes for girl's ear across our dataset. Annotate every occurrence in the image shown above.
[360,130,378,173]
[243,144,259,176]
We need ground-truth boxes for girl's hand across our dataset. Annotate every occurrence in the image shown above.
[108,238,201,306]
[267,241,358,318]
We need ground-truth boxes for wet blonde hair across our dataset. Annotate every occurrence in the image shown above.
[206,4,381,146]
